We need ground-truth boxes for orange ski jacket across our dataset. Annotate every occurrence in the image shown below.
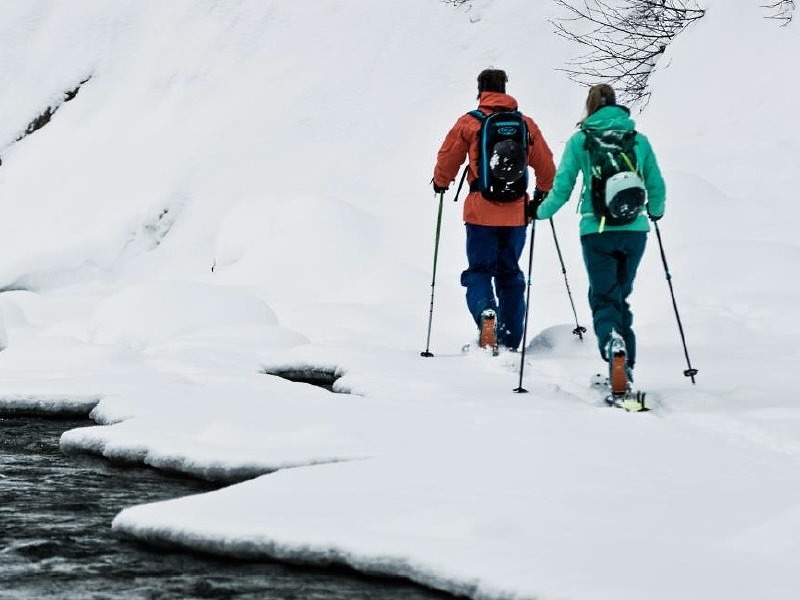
[433,92,555,226]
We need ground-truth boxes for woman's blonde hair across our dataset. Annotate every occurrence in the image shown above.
[579,84,616,126]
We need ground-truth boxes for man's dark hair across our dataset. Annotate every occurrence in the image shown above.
[477,69,507,96]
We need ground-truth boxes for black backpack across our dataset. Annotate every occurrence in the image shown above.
[583,129,646,226]
[468,109,529,202]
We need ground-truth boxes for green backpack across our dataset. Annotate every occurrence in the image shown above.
[583,129,646,227]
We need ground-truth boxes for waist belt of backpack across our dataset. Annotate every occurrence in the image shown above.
[469,180,525,198]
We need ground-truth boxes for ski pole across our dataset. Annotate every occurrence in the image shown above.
[549,218,587,340]
[421,191,446,357]
[452,164,469,203]
[514,219,537,393]
[653,220,699,383]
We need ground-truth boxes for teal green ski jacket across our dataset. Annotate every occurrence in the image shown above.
[536,105,666,235]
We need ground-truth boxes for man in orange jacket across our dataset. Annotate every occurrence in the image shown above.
[432,69,555,352]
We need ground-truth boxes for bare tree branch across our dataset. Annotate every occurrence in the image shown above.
[552,0,705,108]
[762,0,795,25]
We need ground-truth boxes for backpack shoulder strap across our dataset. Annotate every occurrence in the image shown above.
[467,109,525,120]
[582,128,599,151]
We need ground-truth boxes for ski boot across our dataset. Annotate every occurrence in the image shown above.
[606,330,629,396]
[604,331,647,411]
[479,308,499,356]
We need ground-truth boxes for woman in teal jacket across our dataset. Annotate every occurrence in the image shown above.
[536,84,666,387]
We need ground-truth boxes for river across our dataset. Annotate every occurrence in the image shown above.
[0,417,454,600]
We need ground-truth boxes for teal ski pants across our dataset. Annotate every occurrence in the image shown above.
[580,231,647,367]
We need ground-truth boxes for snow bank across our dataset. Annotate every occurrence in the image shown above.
[89,281,277,349]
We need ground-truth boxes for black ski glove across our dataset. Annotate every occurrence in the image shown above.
[431,179,449,195]
[527,189,548,219]
[648,213,663,222]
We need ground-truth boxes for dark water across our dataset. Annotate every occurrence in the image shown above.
[0,418,455,600]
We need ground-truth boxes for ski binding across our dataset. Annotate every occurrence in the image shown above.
[461,342,500,356]
[605,390,648,412]
[590,373,649,412]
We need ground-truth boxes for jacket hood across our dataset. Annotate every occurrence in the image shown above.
[581,105,635,131]
[478,91,518,112]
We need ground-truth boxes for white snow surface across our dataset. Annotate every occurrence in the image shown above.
[1,1,799,599]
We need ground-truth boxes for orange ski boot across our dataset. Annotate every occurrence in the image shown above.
[479,309,499,356]
[607,331,629,396]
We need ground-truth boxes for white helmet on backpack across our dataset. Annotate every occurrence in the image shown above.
[605,171,646,221]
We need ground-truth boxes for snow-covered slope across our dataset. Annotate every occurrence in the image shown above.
[1,1,799,599]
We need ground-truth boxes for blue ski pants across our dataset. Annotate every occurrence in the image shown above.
[580,231,647,367]
[460,223,527,349]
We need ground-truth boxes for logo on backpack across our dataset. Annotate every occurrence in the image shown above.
[468,110,529,202]
[583,129,646,226]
